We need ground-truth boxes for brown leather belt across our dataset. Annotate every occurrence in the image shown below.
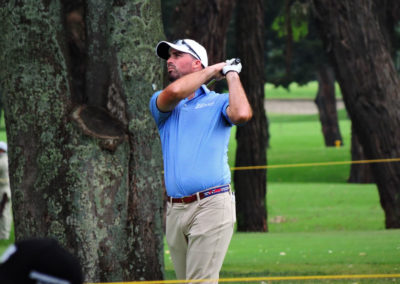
[169,184,230,204]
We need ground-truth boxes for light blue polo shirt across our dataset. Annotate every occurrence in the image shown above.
[149,85,233,198]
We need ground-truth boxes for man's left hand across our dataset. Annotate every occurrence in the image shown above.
[222,59,242,75]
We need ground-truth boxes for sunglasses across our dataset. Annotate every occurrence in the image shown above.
[173,39,201,62]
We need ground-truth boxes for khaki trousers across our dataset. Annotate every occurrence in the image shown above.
[166,190,236,283]
[0,185,11,240]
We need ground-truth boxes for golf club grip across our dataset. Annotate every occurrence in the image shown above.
[233,58,241,65]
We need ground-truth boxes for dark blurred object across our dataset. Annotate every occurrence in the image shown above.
[0,238,83,284]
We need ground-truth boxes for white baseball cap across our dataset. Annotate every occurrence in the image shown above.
[156,39,208,67]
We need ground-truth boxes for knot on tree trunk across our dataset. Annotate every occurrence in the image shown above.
[71,105,127,151]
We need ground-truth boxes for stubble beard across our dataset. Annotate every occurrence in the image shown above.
[168,73,178,82]
[168,68,181,82]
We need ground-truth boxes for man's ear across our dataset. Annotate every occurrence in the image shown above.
[193,59,203,70]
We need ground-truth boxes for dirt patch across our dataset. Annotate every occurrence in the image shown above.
[264,99,345,115]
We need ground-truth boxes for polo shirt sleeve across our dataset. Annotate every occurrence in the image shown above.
[221,93,234,126]
[149,90,172,126]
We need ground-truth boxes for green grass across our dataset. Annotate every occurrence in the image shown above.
[0,114,6,141]
[165,230,400,282]
[164,183,398,281]
[0,225,14,259]
[218,231,400,284]
[268,112,351,183]
[267,183,384,233]
[223,230,400,273]
[228,110,352,183]
[265,81,343,99]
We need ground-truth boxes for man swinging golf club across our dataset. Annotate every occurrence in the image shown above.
[150,38,252,282]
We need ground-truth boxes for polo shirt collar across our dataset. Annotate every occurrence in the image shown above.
[194,84,210,98]
[200,84,210,94]
[186,85,211,101]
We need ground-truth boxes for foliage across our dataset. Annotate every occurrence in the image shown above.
[264,0,328,88]
[271,1,309,42]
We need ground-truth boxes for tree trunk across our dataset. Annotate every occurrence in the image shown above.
[313,0,400,228]
[170,0,236,65]
[234,0,268,232]
[348,124,375,183]
[0,1,165,282]
[314,65,343,146]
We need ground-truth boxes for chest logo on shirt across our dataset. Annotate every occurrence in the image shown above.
[194,101,215,109]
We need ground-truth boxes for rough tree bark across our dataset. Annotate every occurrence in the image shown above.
[314,64,343,147]
[0,0,165,282]
[313,0,400,228]
[348,124,374,183]
[348,0,399,184]
[234,0,268,232]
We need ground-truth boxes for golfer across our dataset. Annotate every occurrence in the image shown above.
[150,39,252,282]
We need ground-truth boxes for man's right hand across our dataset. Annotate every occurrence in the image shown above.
[208,62,227,81]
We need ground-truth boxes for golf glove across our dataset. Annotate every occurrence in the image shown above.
[222,58,242,75]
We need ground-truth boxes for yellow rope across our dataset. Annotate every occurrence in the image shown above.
[230,158,400,171]
[89,273,400,284]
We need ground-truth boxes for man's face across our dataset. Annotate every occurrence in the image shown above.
[166,49,197,82]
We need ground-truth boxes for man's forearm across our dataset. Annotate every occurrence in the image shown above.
[165,67,215,99]
[157,65,223,112]
[226,72,253,124]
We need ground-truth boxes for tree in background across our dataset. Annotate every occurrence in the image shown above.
[314,64,343,147]
[0,1,164,281]
[267,0,343,147]
[313,0,400,228]
[234,0,268,231]
[347,0,400,183]
[267,0,381,184]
